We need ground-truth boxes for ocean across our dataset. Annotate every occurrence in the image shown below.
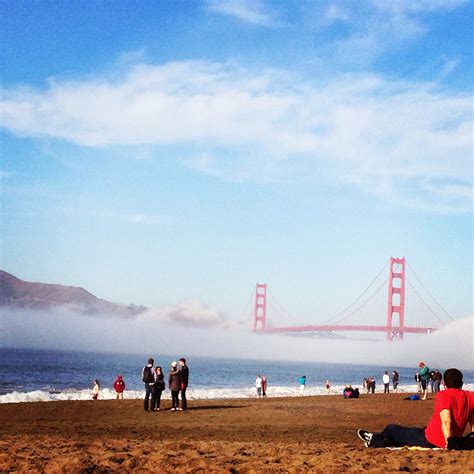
[1,347,472,403]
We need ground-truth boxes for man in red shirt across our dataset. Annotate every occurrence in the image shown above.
[357,368,474,448]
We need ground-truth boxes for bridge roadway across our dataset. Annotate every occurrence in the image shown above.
[255,325,435,334]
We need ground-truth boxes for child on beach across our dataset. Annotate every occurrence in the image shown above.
[298,375,306,396]
[113,375,125,399]
[92,380,100,400]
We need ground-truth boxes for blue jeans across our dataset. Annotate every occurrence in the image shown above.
[370,424,436,448]
[144,384,153,411]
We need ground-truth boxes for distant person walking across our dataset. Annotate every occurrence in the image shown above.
[418,362,430,400]
[142,357,155,411]
[261,375,267,397]
[113,375,126,399]
[325,380,331,395]
[432,369,442,394]
[152,367,165,411]
[383,371,390,394]
[367,377,375,394]
[179,358,189,411]
[298,375,306,396]
[392,370,399,393]
[169,361,182,411]
[255,375,263,398]
[92,380,100,400]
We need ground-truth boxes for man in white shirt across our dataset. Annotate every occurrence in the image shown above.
[383,371,390,394]
[255,375,262,397]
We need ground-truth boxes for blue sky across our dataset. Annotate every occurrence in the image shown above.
[1,0,472,327]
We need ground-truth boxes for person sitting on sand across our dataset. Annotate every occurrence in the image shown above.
[152,367,165,411]
[169,361,182,411]
[92,380,100,400]
[357,368,474,449]
[113,375,125,399]
[298,375,306,396]
[255,375,263,398]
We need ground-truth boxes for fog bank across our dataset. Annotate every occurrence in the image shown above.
[1,310,472,370]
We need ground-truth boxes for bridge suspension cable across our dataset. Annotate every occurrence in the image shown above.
[318,258,390,326]
[267,288,305,326]
[406,262,453,322]
[329,277,388,326]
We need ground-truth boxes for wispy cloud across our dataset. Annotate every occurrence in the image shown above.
[206,0,277,26]
[1,60,471,213]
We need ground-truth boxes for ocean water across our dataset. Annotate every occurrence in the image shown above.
[1,347,472,403]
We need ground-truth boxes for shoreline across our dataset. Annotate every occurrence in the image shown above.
[1,393,472,472]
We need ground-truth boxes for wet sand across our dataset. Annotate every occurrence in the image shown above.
[1,393,472,473]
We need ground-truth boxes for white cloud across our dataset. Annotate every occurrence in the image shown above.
[1,60,472,212]
[206,0,277,26]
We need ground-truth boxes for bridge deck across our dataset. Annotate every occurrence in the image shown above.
[256,325,435,334]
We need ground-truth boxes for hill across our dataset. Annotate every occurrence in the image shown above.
[0,270,146,317]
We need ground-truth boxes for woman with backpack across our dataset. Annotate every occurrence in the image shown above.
[169,361,182,411]
[142,357,155,411]
[152,366,165,411]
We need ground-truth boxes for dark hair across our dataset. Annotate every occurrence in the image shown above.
[148,358,154,365]
[443,368,463,389]
[179,357,186,363]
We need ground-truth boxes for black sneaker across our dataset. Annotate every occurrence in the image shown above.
[357,429,373,444]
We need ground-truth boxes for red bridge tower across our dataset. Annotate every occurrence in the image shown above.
[253,283,267,331]
[386,257,406,340]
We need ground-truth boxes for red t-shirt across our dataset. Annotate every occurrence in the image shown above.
[425,388,474,447]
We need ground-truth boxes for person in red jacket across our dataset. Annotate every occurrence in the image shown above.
[357,368,474,448]
[113,375,126,400]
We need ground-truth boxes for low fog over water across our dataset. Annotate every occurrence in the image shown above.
[1,310,472,370]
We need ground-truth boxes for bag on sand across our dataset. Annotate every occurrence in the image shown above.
[142,366,154,384]
[447,432,474,451]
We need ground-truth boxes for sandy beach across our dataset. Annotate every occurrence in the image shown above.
[1,393,472,473]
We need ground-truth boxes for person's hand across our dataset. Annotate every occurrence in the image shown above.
[181,383,185,390]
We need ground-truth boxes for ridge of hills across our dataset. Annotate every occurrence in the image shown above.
[0,270,147,317]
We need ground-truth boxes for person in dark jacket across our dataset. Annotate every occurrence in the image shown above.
[179,357,189,411]
[152,366,165,411]
[169,361,182,411]
[141,357,155,411]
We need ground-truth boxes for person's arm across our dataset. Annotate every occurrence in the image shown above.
[439,409,453,447]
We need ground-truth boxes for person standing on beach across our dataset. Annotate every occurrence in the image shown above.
[152,367,165,411]
[113,375,126,399]
[418,361,430,400]
[179,358,189,411]
[357,368,474,449]
[298,375,306,396]
[169,361,182,411]
[392,370,399,393]
[142,357,155,411]
[255,375,263,398]
[432,370,442,394]
[325,380,331,395]
[261,375,267,397]
[383,371,390,394]
[92,380,100,400]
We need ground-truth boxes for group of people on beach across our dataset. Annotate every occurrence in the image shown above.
[142,357,189,412]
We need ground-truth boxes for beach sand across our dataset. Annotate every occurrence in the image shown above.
[1,393,472,473]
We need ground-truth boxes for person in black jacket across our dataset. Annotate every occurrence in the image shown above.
[179,357,189,411]
[151,366,165,411]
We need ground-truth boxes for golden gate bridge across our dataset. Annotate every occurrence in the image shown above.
[246,257,453,341]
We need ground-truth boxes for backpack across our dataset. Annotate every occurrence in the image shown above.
[142,366,154,383]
